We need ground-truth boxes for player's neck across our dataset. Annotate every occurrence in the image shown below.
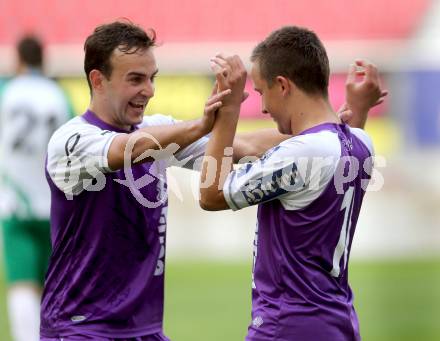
[89,101,131,131]
[16,64,42,76]
[89,97,131,131]
[289,94,340,136]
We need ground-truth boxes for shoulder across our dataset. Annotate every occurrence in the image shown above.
[32,75,67,99]
[4,74,48,89]
[51,116,100,138]
[47,116,119,191]
[138,113,178,128]
[40,76,66,94]
[348,127,374,155]
[0,77,19,97]
[48,116,107,152]
[275,129,342,159]
[1,75,66,104]
[0,78,9,104]
[237,129,342,180]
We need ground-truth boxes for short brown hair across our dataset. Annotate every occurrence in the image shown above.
[17,35,43,69]
[251,26,330,97]
[84,20,156,91]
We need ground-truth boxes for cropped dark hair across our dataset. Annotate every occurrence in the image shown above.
[251,26,330,97]
[17,35,43,68]
[84,20,156,91]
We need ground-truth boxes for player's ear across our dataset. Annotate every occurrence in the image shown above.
[275,76,291,97]
[89,69,105,92]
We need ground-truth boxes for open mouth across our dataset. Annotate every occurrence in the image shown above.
[128,101,146,111]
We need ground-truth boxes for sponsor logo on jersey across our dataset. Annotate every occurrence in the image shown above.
[70,315,87,322]
[242,165,298,205]
[252,315,264,328]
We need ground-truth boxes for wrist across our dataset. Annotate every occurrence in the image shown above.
[217,105,240,121]
[191,119,209,140]
[346,106,368,129]
[347,99,369,115]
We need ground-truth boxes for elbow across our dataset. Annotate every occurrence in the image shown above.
[246,145,261,159]
[234,145,263,163]
[199,199,216,211]
[199,192,228,211]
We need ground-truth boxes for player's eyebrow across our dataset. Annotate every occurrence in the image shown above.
[127,71,147,78]
[126,69,159,78]
[151,69,159,77]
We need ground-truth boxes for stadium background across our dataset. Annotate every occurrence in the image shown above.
[0,0,440,340]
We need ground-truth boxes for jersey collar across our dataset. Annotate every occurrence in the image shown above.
[82,110,137,133]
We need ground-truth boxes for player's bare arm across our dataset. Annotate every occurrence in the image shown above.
[231,59,387,160]
[343,59,388,129]
[200,54,247,211]
[232,129,291,161]
[107,88,231,170]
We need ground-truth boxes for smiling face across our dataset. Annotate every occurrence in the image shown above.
[99,47,158,130]
[251,61,292,134]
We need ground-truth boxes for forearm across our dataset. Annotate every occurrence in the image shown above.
[344,105,368,129]
[108,119,205,170]
[233,128,291,162]
[200,53,246,209]
[200,111,238,210]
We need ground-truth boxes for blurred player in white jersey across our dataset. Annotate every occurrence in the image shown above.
[0,35,72,341]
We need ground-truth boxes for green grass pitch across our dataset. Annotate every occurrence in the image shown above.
[1,260,439,340]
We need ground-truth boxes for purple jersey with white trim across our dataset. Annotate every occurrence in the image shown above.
[41,110,207,338]
[223,123,373,341]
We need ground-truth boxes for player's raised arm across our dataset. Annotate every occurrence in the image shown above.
[231,60,387,160]
[107,87,231,171]
[343,59,388,129]
[199,54,247,210]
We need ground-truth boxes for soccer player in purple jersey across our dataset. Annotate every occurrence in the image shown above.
[200,26,385,340]
[39,21,235,341]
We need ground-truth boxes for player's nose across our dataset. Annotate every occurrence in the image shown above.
[141,81,155,98]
